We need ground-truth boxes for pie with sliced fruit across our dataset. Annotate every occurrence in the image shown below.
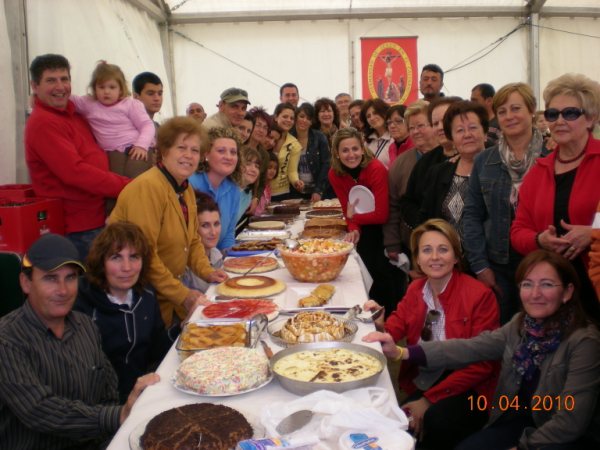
[223,256,279,274]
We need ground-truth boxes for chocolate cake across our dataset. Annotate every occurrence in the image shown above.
[140,403,253,450]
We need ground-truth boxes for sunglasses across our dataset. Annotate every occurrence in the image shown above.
[421,309,441,341]
[543,107,585,122]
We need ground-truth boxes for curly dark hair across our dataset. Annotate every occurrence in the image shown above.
[313,97,340,131]
[85,222,151,293]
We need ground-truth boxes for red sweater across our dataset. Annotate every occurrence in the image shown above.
[25,98,129,233]
[385,271,500,404]
[328,159,389,233]
[510,135,600,264]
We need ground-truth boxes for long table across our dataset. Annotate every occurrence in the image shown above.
[107,219,400,449]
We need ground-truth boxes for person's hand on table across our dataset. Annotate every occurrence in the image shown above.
[344,230,360,244]
[129,146,148,161]
[403,397,431,441]
[183,289,210,315]
[560,220,592,260]
[311,192,322,203]
[120,372,160,424]
[362,331,400,358]
[207,269,228,283]
[537,225,570,254]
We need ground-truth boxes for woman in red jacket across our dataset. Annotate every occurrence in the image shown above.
[510,73,600,323]
[328,127,404,312]
[364,218,500,449]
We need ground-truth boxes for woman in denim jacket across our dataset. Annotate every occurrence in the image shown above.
[463,83,543,324]
[290,102,333,201]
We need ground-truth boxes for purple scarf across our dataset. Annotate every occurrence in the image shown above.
[512,314,566,381]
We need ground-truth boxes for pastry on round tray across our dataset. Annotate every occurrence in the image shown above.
[217,275,286,298]
[223,256,279,274]
[248,220,286,230]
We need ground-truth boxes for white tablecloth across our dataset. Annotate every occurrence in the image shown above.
[107,216,403,450]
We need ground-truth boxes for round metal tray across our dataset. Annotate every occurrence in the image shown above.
[267,316,358,347]
[270,341,386,396]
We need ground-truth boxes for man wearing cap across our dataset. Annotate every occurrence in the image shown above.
[0,234,158,449]
[202,87,250,130]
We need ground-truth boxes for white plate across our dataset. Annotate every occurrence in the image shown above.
[348,185,375,214]
[171,372,274,397]
[284,285,342,309]
[128,404,264,450]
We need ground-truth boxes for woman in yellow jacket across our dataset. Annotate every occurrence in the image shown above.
[111,117,227,328]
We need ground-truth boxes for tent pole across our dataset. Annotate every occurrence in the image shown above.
[159,23,177,116]
[4,0,29,183]
[529,13,541,104]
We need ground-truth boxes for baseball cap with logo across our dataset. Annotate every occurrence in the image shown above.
[22,234,86,272]
[220,87,250,105]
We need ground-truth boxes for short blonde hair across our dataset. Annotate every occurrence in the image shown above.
[410,218,463,275]
[543,73,600,123]
[493,82,537,114]
[330,127,374,175]
[199,127,242,182]
[404,99,430,125]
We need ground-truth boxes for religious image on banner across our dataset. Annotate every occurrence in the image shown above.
[361,37,418,105]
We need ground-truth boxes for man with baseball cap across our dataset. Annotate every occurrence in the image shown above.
[203,87,251,130]
[0,234,158,449]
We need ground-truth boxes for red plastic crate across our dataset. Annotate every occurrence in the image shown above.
[0,184,35,202]
[0,198,65,254]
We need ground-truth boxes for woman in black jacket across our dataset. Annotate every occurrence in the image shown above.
[291,102,333,200]
[75,222,171,402]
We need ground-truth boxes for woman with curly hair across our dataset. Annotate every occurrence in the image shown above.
[313,97,340,149]
[75,222,171,401]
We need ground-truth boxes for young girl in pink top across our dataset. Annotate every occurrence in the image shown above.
[71,61,155,179]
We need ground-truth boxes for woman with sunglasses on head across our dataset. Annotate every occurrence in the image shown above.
[363,219,500,449]
[511,73,600,323]
[386,250,600,450]
[462,83,544,326]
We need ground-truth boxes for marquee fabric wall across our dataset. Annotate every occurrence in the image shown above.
[172,17,529,116]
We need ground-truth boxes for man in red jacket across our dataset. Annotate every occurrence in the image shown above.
[25,54,129,259]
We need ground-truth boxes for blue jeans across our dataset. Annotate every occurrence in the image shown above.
[66,227,103,262]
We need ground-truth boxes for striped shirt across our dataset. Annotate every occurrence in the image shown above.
[0,301,122,449]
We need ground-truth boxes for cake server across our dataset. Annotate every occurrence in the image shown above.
[275,409,314,435]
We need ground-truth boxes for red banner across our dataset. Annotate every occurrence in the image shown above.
[361,37,418,104]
